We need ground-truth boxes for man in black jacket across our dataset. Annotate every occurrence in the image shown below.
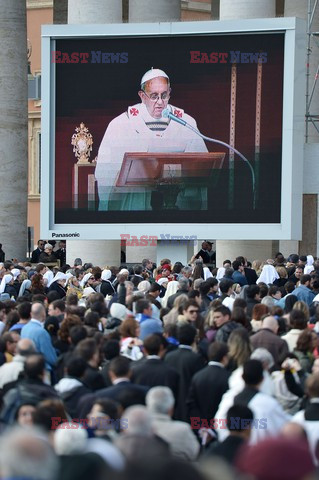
[164,324,205,421]
[131,334,180,402]
[186,342,229,424]
[78,356,148,418]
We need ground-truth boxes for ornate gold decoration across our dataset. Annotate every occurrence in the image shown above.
[71,123,93,164]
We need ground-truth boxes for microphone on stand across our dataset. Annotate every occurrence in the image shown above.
[162,108,256,208]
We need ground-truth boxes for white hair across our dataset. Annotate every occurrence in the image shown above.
[54,422,88,455]
[122,406,153,436]
[0,427,58,480]
[251,347,275,370]
[146,386,175,414]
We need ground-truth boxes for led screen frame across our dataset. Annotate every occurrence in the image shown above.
[41,18,305,240]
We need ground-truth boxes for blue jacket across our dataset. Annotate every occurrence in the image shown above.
[232,270,248,286]
[293,285,315,306]
[21,319,57,369]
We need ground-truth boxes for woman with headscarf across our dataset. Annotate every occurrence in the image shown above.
[0,274,16,299]
[304,255,315,275]
[43,269,54,289]
[256,264,280,285]
[100,269,115,297]
[161,280,179,309]
[48,272,67,298]
[18,279,31,298]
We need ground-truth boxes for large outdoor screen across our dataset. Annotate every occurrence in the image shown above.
[41,19,305,240]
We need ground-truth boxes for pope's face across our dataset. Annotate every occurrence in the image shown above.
[139,77,170,119]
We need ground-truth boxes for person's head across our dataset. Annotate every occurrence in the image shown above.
[176,323,197,346]
[122,405,153,437]
[139,69,170,119]
[262,315,279,333]
[143,334,164,356]
[0,332,19,355]
[182,300,199,322]
[228,328,252,366]
[65,355,87,379]
[252,303,269,321]
[219,279,234,295]
[242,359,264,387]
[135,299,152,317]
[48,299,65,317]
[212,305,231,328]
[232,260,244,272]
[31,302,46,323]
[300,274,311,287]
[16,338,36,357]
[289,308,308,329]
[250,348,275,371]
[296,329,318,353]
[16,403,37,427]
[0,427,58,480]
[306,373,319,399]
[226,404,254,441]
[246,284,261,300]
[276,266,288,279]
[103,339,120,360]
[284,293,298,314]
[43,243,53,255]
[178,276,189,292]
[87,398,121,431]
[24,354,46,380]
[75,338,100,368]
[37,240,45,250]
[268,285,282,300]
[119,318,140,338]
[16,301,31,321]
[294,266,304,279]
[231,307,248,327]
[207,342,229,364]
[109,356,131,382]
[146,386,175,417]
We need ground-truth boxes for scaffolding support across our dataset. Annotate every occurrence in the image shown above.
[306,0,319,142]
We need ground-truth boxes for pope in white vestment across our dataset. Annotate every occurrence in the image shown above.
[95,68,208,211]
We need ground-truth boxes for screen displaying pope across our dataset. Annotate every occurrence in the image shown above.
[95,68,208,211]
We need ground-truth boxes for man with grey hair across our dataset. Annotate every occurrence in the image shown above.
[146,386,199,461]
[250,316,289,370]
[21,303,57,370]
[115,405,170,461]
[0,427,58,480]
[166,276,190,309]
[0,338,36,389]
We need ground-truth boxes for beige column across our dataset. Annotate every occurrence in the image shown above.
[68,0,122,24]
[65,0,122,267]
[0,0,28,261]
[66,240,120,267]
[220,0,275,19]
[129,0,180,22]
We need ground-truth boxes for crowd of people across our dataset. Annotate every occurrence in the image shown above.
[0,245,318,479]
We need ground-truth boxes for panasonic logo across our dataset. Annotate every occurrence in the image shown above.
[51,233,80,238]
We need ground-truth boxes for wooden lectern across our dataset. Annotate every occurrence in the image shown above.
[116,152,225,210]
